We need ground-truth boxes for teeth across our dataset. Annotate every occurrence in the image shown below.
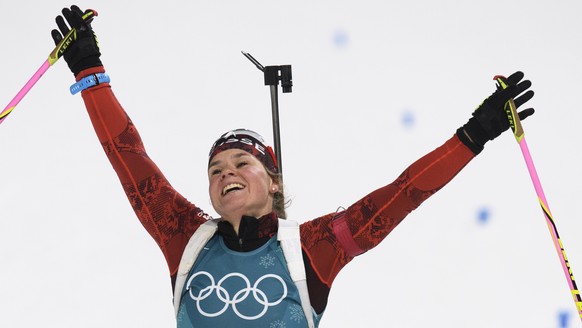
[222,183,244,195]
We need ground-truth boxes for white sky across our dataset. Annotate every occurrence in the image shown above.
[1,1,582,327]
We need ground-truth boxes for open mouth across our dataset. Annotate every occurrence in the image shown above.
[222,183,245,196]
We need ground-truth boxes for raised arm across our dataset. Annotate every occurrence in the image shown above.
[51,6,209,278]
[301,72,535,312]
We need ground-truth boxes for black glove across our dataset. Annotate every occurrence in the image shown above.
[458,71,535,154]
[51,5,102,76]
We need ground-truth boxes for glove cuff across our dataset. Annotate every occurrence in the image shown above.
[71,55,103,77]
[76,66,106,80]
[457,118,488,155]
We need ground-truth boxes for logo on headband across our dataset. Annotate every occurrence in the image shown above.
[219,136,266,156]
[209,129,278,173]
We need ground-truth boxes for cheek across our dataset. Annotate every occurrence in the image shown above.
[243,168,271,192]
[258,172,274,193]
[208,179,219,202]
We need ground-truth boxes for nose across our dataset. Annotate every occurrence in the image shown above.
[221,167,236,180]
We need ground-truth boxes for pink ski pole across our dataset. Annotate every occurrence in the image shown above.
[0,9,97,125]
[495,75,582,321]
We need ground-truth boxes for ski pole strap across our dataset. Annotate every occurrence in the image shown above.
[70,72,110,95]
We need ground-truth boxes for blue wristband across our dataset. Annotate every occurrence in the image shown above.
[70,73,110,95]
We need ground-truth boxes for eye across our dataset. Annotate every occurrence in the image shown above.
[236,161,248,168]
[210,168,222,176]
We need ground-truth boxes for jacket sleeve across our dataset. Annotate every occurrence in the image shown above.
[76,67,210,277]
[300,133,476,313]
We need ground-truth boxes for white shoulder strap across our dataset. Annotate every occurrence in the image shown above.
[173,219,218,316]
[173,218,315,328]
[278,219,315,328]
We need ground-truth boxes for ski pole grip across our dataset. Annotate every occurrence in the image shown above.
[493,75,524,141]
[48,9,99,65]
[82,9,98,24]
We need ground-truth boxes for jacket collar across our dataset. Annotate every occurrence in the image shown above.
[217,212,278,251]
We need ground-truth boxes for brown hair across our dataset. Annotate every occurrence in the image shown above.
[267,170,289,219]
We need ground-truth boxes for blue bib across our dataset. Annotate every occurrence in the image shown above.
[177,235,309,328]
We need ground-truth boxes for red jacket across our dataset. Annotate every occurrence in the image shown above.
[77,66,476,314]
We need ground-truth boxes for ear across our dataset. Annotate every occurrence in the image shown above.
[270,184,279,194]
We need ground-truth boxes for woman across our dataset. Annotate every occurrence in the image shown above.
[51,6,534,328]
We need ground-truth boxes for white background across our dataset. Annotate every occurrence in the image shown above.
[1,1,581,327]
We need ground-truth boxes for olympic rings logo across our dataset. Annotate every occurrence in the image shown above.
[186,271,288,320]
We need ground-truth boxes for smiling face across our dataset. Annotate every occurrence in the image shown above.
[208,149,279,226]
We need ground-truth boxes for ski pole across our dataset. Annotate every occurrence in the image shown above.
[495,75,582,321]
[0,9,98,126]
